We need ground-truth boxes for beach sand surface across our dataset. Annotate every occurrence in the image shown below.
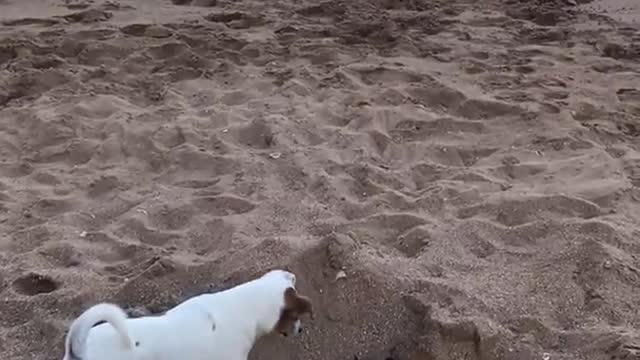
[0,0,639,359]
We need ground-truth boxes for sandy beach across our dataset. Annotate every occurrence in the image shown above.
[0,0,639,359]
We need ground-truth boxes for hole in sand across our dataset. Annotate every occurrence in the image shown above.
[12,273,60,296]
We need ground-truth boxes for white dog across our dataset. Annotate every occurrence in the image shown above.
[62,269,313,360]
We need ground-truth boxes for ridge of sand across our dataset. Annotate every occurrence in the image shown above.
[0,0,639,359]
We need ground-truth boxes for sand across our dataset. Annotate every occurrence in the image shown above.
[0,0,639,359]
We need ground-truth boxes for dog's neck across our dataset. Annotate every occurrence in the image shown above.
[200,276,288,351]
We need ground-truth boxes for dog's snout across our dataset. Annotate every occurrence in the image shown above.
[297,326,303,334]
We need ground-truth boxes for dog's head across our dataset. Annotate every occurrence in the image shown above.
[261,269,313,337]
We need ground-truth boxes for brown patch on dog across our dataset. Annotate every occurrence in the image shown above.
[273,287,313,336]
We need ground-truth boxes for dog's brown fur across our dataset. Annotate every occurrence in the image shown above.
[274,287,313,336]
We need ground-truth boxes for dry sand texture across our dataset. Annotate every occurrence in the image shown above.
[0,0,639,359]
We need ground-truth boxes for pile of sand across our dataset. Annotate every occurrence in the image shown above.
[0,0,639,359]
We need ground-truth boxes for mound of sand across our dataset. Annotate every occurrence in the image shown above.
[0,0,639,359]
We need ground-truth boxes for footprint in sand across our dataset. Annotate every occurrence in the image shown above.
[12,273,59,296]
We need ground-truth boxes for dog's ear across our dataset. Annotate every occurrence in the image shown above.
[284,287,314,319]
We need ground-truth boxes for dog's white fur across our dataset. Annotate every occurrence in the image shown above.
[62,269,304,360]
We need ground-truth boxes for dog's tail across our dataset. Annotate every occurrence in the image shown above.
[63,303,133,360]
